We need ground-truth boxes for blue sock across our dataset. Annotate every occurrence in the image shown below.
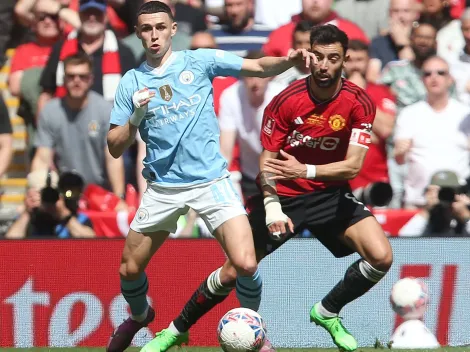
[121,272,149,318]
[236,269,262,311]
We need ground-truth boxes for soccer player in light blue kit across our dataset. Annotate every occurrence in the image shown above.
[106,2,315,351]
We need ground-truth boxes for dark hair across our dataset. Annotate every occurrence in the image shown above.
[244,50,265,60]
[348,39,369,52]
[63,52,93,71]
[310,24,349,55]
[411,19,438,36]
[294,20,313,34]
[137,1,174,22]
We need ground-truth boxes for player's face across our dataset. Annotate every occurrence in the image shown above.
[461,19,470,48]
[225,0,252,31]
[243,76,270,103]
[311,42,345,88]
[344,49,368,77]
[80,8,106,37]
[137,12,177,59]
[422,58,452,96]
[64,63,93,99]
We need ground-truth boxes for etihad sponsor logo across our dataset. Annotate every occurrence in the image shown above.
[287,130,340,150]
[146,94,201,127]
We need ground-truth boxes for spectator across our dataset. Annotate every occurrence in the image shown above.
[32,53,126,202]
[399,171,470,237]
[448,9,470,104]
[123,0,191,62]
[14,0,81,31]
[344,40,396,204]
[37,0,135,113]
[367,0,419,82]
[263,0,369,57]
[274,21,312,86]
[209,0,271,57]
[380,21,437,110]
[0,0,19,68]
[436,10,465,61]
[254,0,303,29]
[334,0,390,39]
[393,56,470,208]
[218,51,286,200]
[190,31,218,50]
[419,0,453,31]
[0,96,13,179]
[5,169,95,238]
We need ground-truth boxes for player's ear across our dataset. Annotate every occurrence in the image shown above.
[171,21,177,37]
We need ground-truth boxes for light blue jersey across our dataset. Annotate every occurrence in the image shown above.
[110,49,244,187]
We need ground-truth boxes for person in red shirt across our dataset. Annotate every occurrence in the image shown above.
[158,25,392,352]
[263,0,369,57]
[345,40,396,206]
[9,1,62,97]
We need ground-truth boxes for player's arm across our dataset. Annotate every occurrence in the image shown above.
[107,86,155,158]
[240,49,317,78]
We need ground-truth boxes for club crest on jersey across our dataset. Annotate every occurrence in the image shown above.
[159,84,173,102]
[306,114,326,126]
[179,70,195,85]
[263,117,275,135]
[136,208,149,223]
[329,114,346,131]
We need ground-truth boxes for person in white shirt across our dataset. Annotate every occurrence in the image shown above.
[448,9,470,105]
[218,51,286,200]
[394,56,470,208]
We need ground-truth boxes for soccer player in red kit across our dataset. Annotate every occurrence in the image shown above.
[153,25,393,352]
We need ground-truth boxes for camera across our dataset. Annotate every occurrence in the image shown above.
[358,182,393,207]
[40,171,85,212]
[438,187,458,204]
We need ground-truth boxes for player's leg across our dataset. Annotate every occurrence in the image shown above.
[318,216,392,316]
[108,185,189,352]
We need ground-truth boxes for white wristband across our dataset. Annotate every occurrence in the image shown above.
[129,110,145,127]
[306,164,316,179]
[263,195,288,226]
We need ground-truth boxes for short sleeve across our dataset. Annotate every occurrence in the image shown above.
[34,105,56,148]
[196,49,243,79]
[376,86,397,115]
[110,72,136,126]
[218,87,237,131]
[394,107,414,141]
[260,98,290,152]
[349,90,376,149]
[10,46,27,73]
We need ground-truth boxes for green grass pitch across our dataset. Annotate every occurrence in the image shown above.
[1,348,469,352]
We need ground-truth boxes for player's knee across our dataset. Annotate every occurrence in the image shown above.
[119,260,144,281]
[369,247,393,272]
[232,257,258,277]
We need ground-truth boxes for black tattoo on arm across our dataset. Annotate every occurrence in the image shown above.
[260,171,276,192]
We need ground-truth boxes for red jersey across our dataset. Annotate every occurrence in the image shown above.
[10,42,53,73]
[261,78,376,197]
[350,83,396,190]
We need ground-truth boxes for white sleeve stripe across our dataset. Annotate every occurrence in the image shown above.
[349,142,369,149]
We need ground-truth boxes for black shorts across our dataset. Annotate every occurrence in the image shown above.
[246,185,374,258]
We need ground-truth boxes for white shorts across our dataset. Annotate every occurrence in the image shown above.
[130,177,247,234]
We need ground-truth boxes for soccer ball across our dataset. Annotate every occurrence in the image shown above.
[217,308,267,352]
[390,277,429,320]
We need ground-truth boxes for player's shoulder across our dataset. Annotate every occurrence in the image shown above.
[342,80,375,113]
[267,78,308,114]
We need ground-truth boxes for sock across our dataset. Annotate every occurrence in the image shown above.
[321,259,387,314]
[316,301,338,318]
[173,268,233,333]
[236,268,262,311]
[120,272,149,321]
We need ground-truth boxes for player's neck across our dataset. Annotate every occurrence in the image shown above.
[65,94,88,111]
[308,76,342,102]
[146,48,173,69]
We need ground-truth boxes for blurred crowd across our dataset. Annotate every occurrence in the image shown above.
[1,0,470,238]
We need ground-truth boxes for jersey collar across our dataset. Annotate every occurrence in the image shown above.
[144,52,179,76]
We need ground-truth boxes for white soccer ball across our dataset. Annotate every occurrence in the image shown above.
[390,277,429,320]
[217,308,267,352]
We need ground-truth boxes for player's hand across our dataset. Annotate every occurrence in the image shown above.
[263,150,307,180]
[130,88,156,126]
[288,48,317,69]
[423,185,440,211]
[267,217,294,241]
